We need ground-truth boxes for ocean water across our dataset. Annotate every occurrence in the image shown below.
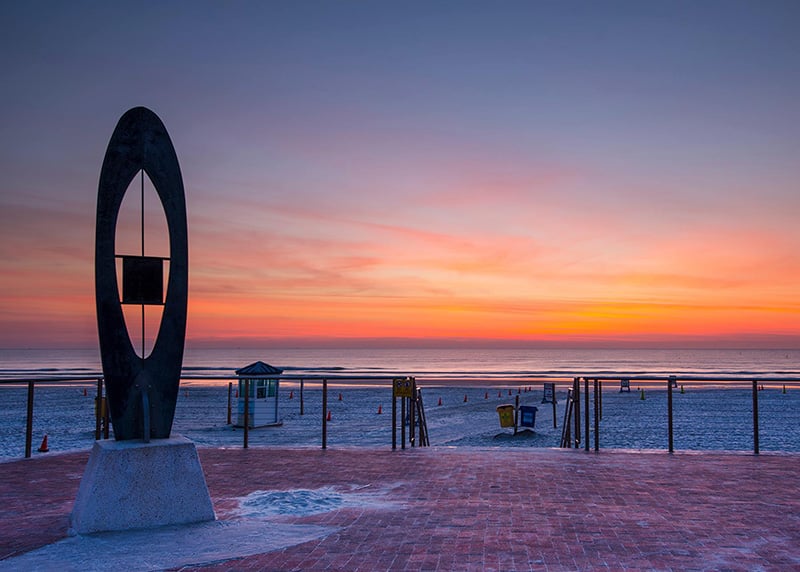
[3,347,799,460]
[2,347,800,381]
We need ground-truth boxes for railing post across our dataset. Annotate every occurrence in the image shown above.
[667,376,674,453]
[243,378,250,449]
[584,377,590,452]
[322,378,328,449]
[300,378,305,415]
[401,393,406,450]
[752,380,759,455]
[598,380,603,420]
[573,377,580,448]
[25,380,34,458]
[594,378,599,452]
[392,385,397,450]
[95,377,103,440]
[227,381,232,425]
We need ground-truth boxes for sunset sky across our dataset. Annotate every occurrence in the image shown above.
[1,1,799,349]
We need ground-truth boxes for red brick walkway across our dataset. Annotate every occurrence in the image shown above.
[1,447,799,570]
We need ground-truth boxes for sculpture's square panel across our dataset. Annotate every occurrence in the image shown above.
[122,255,164,305]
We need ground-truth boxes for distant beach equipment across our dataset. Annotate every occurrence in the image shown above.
[620,379,631,392]
[640,388,645,400]
[496,404,515,428]
[519,406,538,429]
[464,394,468,403]
[37,434,49,453]
[438,397,442,406]
[377,404,382,414]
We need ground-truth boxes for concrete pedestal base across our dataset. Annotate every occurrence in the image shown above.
[69,436,215,535]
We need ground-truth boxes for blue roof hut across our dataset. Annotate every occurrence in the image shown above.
[235,361,283,428]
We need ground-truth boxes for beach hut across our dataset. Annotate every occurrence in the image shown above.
[235,361,283,428]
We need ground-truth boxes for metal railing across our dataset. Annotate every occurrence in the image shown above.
[562,375,800,455]
[3,373,799,459]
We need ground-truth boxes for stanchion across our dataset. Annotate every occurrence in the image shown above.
[25,380,34,458]
[95,377,103,440]
[322,378,328,449]
[752,380,759,455]
[392,384,397,450]
[401,391,406,450]
[584,377,589,452]
[593,378,599,451]
[227,382,232,425]
[243,378,250,449]
[573,378,580,448]
[300,378,305,415]
[667,377,674,453]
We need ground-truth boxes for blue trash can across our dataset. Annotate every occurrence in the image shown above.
[519,405,538,428]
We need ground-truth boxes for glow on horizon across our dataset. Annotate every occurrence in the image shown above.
[1,2,800,349]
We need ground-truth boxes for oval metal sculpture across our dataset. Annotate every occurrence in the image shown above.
[95,107,188,441]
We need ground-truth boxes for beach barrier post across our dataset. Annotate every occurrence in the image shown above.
[24,380,34,458]
[584,378,590,452]
[94,377,103,440]
[392,382,397,450]
[559,389,573,447]
[667,376,674,453]
[401,389,406,450]
[752,380,759,455]
[410,379,416,447]
[227,382,232,425]
[598,380,603,420]
[573,378,581,448]
[594,378,599,451]
[243,378,250,449]
[300,378,305,415]
[322,378,328,449]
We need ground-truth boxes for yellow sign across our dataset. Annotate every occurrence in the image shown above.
[393,377,414,398]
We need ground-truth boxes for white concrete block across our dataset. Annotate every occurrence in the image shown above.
[69,436,215,534]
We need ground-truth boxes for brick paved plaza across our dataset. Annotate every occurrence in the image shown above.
[1,447,798,570]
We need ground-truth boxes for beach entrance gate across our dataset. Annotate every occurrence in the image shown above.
[235,361,283,428]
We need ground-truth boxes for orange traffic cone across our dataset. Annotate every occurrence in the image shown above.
[438,397,442,406]
[38,435,49,453]
[83,388,88,397]
[377,404,382,414]
[327,410,332,421]
[339,393,343,401]
[289,390,294,399]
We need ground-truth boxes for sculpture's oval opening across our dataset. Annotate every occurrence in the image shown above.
[115,170,170,358]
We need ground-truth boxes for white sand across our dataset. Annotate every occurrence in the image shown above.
[2,382,798,460]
